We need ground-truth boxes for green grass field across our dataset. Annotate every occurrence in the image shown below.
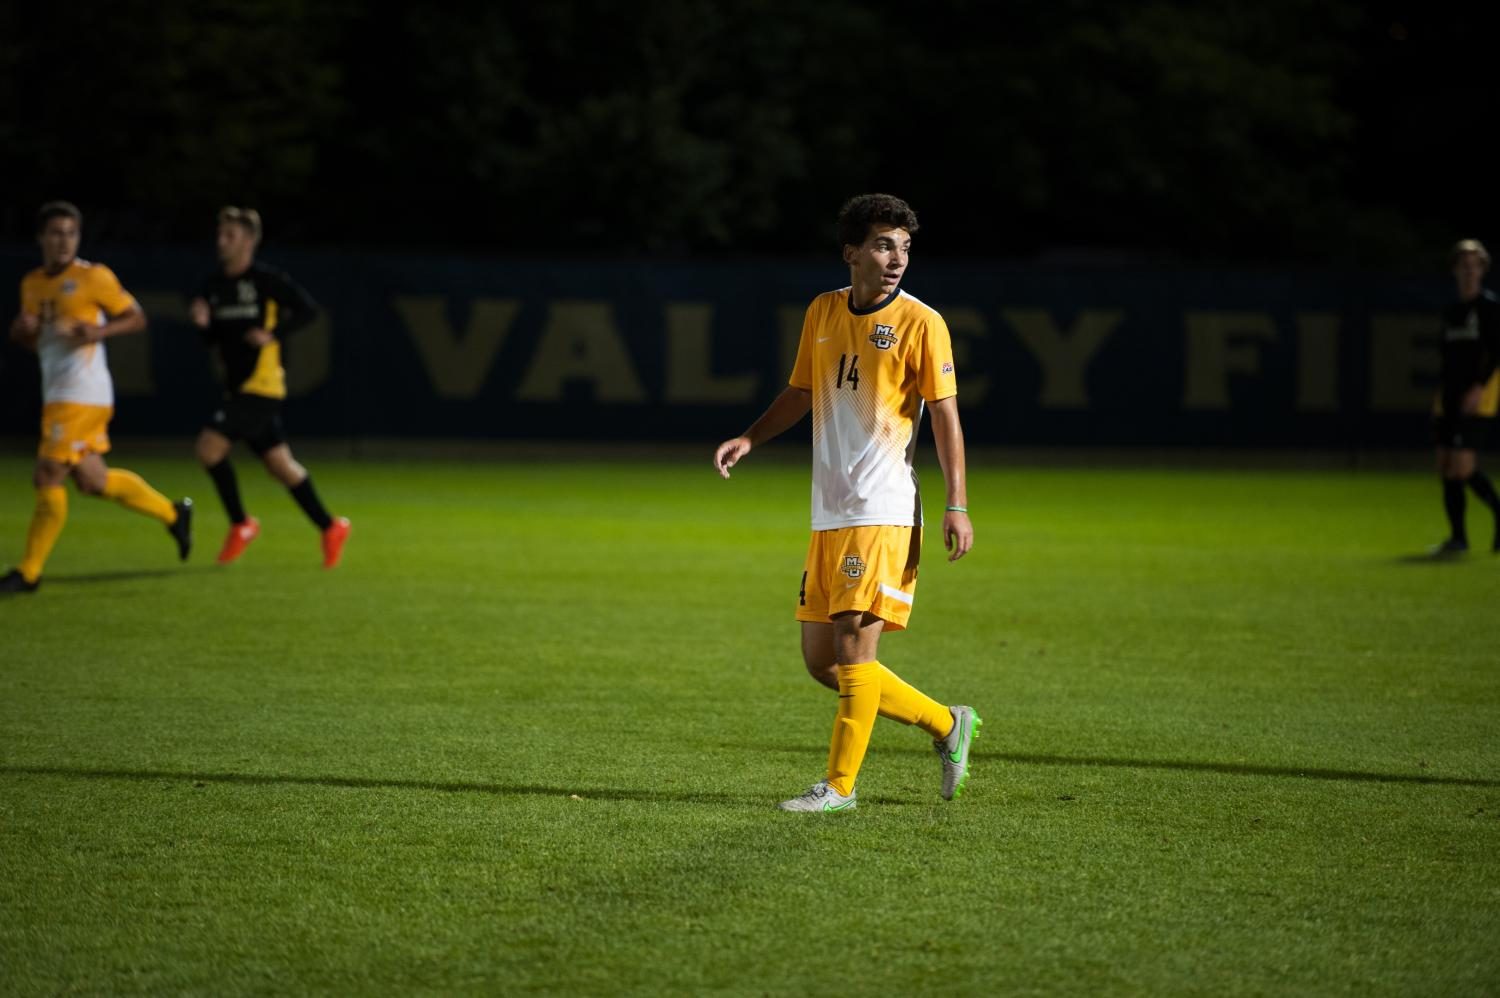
[1,449,1497,996]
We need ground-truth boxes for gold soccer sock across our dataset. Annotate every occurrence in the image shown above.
[18,486,68,583]
[826,661,881,796]
[877,664,955,740]
[101,469,176,524]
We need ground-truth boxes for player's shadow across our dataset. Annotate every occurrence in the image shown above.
[984,750,1500,788]
[0,764,759,806]
[44,566,218,585]
[1390,551,1481,565]
[737,744,1500,788]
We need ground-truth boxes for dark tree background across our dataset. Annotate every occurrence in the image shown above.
[0,0,1493,265]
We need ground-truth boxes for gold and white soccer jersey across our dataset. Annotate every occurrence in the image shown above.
[789,287,957,530]
[19,259,135,407]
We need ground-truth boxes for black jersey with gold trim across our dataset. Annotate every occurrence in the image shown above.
[198,261,319,400]
[1440,289,1500,417]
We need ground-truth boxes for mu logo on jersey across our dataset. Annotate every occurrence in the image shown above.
[841,555,866,579]
[868,324,898,350]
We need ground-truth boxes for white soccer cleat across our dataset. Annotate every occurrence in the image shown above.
[935,705,981,800]
[778,780,857,813]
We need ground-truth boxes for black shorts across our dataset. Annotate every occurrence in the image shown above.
[206,393,286,455]
[1433,413,1494,451]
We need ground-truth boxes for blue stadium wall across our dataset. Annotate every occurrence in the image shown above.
[0,245,1453,449]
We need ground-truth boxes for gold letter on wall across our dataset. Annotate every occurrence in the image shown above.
[665,303,756,404]
[396,296,520,399]
[1369,313,1438,412]
[516,301,647,402]
[1183,312,1277,409]
[1295,313,1339,412]
[1005,308,1120,408]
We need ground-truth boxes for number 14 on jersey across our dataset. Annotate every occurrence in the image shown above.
[836,352,861,390]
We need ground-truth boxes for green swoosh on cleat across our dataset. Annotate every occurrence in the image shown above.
[948,715,971,763]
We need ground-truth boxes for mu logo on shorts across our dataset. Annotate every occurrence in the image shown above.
[842,555,866,579]
[868,324,898,350]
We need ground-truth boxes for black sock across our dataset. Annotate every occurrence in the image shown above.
[207,459,247,524]
[1467,470,1500,512]
[1443,478,1467,543]
[289,476,334,531]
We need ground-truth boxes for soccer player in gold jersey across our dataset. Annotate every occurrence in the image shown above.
[1,202,192,594]
[714,193,979,811]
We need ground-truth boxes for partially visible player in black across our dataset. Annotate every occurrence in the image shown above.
[188,207,351,568]
[1431,238,1500,555]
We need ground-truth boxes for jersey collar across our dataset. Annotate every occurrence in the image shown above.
[846,287,901,316]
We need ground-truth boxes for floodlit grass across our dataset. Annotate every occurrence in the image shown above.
[1,450,1497,996]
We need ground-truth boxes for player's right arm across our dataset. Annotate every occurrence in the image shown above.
[188,297,211,330]
[11,279,39,350]
[715,300,819,478]
[9,311,39,350]
[714,386,812,478]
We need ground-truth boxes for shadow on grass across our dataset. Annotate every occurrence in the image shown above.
[1390,552,1476,565]
[0,764,758,805]
[738,744,1500,788]
[45,566,218,585]
[987,751,1500,788]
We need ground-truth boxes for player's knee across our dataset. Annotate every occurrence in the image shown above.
[264,454,304,485]
[196,435,227,466]
[803,656,839,691]
[73,474,106,496]
[1447,452,1477,479]
[33,461,67,490]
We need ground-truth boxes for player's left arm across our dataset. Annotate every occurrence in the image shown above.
[917,311,971,560]
[64,303,145,343]
[928,395,973,562]
[265,269,321,339]
[62,267,146,343]
[1465,305,1500,413]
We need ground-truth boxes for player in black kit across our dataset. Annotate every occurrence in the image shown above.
[189,207,350,568]
[1430,239,1500,555]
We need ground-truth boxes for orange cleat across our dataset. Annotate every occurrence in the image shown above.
[217,516,260,565]
[322,516,351,569]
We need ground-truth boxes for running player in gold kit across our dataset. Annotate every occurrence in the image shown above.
[714,194,979,811]
[2,202,192,594]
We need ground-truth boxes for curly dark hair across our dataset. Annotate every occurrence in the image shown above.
[836,193,919,249]
[36,200,82,233]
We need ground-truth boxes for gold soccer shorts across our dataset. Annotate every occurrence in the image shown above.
[38,402,112,465]
[795,524,920,631]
